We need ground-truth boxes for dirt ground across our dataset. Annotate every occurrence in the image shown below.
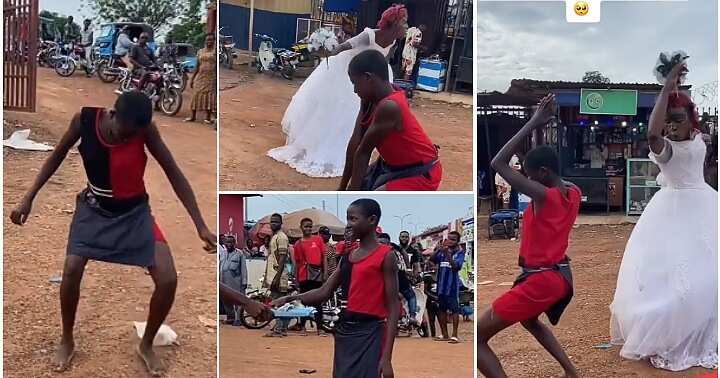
[219,320,474,377]
[3,68,217,377]
[477,221,714,377]
[218,65,473,191]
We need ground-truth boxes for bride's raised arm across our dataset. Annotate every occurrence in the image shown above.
[327,29,370,57]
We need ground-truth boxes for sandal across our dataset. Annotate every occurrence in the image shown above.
[184,118,195,122]
[449,337,460,344]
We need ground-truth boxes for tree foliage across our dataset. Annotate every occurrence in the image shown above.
[167,0,208,47]
[82,0,183,32]
[582,71,611,84]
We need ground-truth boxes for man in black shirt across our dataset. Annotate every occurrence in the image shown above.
[399,231,422,282]
[129,32,157,93]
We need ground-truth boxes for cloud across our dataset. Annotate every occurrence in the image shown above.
[477,0,718,93]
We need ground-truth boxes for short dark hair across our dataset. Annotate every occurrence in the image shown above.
[399,231,410,236]
[225,235,236,241]
[448,231,461,240]
[318,226,330,234]
[378,233,391,240]
[271,213,282,219]
[114,91,152,128]
[348,50,389,81]
[300,217,313,225]
[524,145,559,174]
[349,198,382,222]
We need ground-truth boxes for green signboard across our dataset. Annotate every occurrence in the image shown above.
[580,89,638,115]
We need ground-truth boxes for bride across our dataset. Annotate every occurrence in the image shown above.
[609,63,718,371]
[267,5,409,178]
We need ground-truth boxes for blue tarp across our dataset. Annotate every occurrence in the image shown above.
[323,0,360,12]
[219,3,309,51]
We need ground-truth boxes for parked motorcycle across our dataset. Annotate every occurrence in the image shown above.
[117,66,183,116]
[219,27,236,69]
[95,54,127,83]
[37,40,60,68]
[255,33,300,80]
[54,42,96,77]
[290,38,321,68]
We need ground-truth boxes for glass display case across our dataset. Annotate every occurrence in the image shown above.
[626,158,661,215]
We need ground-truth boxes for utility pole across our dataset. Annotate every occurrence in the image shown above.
[322,200,326,211]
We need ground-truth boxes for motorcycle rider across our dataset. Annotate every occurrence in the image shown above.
[114,25,135,69]
[128,32,158,95]
[79,19,94,76]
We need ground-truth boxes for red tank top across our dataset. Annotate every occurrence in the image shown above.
[360,90,437,167]
[340,244,392,319]
[78,107,148,211]
[519,186,581,267]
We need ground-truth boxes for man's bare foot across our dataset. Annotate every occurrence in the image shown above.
[53,341,75,372]
[563,370,580,378]
[136,344,164,377]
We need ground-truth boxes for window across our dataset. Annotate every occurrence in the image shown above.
[99,25,113,38]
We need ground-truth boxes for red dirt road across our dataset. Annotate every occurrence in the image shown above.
[220,323,474,377]
[478,222,713,377]
[3,69,217,377]
[218,66,473,191]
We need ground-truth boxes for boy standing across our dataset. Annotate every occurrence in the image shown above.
[293,218,326,334]
[264,213,290,337]
[432,231,465,343]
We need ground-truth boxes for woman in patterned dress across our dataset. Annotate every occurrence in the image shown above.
[186,33,216,124]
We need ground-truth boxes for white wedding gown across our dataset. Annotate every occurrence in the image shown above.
[267,28,395,177]
[610,134,718,371]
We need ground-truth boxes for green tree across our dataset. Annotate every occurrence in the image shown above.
[39,10,80,41]
[582,71,611,84]
[167,0,208,47]
[82,0,183,32]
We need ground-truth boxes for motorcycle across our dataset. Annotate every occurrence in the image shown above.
[54,42,96,77]
[37,40,60,68]
[162,59,191,92]
[254,33,300,80]
[219,27,236,69]
[95,54,127,83]
[117,65,183,116]
[290,38,321,68]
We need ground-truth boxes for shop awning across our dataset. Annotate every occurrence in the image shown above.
[323,0,361,12]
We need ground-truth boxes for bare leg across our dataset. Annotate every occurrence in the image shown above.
[437,311,449,339]
[137,243,177,377]
[428,310,437,338]
[477,308,512,378]
[521,318,579,378]
[54,255,89,372]
[451,312,460,339]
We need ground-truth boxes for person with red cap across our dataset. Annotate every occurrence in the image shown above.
[610,62,717,371]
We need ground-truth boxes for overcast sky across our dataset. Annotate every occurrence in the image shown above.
[244,194,473,239]
[477,0,718,105]
[40,0,91,20]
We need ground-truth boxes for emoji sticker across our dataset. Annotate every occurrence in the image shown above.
[574,1,589,16]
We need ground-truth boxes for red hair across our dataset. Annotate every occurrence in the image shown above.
[377,4,407,30]
[667,91,700,130]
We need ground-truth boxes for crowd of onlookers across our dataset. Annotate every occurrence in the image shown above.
[218,213,473,342]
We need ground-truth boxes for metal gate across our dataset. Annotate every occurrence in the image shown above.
[4,0,39,112]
